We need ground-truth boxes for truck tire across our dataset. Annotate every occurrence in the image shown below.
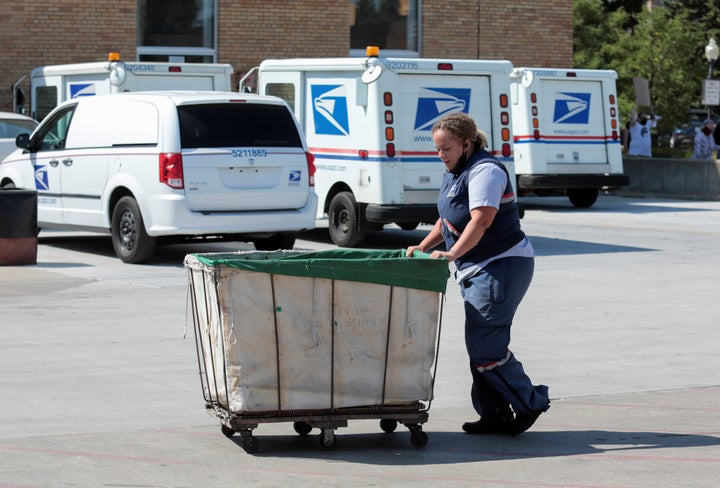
[111,196,157,264]
[253,233,296,251]
[397,222,419,231]
[328,191,366,247]
[567,188,599,208]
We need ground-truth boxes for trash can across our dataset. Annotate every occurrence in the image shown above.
[0,189,37,265]
[184,249,449,450]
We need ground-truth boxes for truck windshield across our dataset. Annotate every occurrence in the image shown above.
[177,103,302,149]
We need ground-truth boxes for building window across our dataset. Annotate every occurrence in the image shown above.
[350,0,419,57]
[137,0,217,62]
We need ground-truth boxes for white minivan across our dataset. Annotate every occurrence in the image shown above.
[0,91,318,263]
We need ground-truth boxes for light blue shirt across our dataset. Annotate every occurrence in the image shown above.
[453,164,534,282]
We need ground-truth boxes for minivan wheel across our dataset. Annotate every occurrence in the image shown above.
[253,233,296,251]
[111,196,157,264]
[328,191,366,247]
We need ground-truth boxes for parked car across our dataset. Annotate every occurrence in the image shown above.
[669,122,701,148]
[0,112,38,161]
[0,91,318,263]
[669,109,720,148]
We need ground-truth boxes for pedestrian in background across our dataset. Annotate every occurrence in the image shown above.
[693,119,718,160]
[405,112,550,436]
[627,106,658,157]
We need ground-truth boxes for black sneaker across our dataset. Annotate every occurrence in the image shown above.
[462,415,513,435]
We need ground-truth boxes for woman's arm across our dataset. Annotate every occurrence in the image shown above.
[430,206,496,262]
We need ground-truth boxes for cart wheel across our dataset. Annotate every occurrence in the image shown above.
[293,421,313,436]
[241,431,259,454]
[221,424,235,437]
[408,425,428,448]
[318,429,336,449]
[380,418,398,433]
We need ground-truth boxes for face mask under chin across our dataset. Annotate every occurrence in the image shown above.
[449,150,468,176]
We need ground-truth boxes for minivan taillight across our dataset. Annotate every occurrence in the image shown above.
[306,151,316,187]
[160,153,184,189]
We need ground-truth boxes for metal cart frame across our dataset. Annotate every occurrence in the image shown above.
[185,251,446,453]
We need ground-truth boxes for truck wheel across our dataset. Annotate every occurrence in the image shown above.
[567,188,598,208]
[111,196,157,264]
[328,191,366,247]
[398,222,419,231]
[253,233,296,250]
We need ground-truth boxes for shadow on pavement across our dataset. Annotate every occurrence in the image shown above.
[519,195,715,214]
[228,429,720,465]
[36,225,655,265]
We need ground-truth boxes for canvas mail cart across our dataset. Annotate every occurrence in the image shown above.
[184,249,448,453]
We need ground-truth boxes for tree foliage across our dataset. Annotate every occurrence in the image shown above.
[574,0,719,131]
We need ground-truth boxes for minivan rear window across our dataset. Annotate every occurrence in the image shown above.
[178,103,302,149]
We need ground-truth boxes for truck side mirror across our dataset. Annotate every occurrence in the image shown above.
[15,133,30,149]
[15,87,26,108]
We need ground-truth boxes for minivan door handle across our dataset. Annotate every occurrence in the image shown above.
[62,158,73,167]
[49,159,59,167]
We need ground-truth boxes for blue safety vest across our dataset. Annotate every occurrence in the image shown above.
[437,150,525,272]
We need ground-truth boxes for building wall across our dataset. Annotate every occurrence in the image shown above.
[421,0,573,67]
[217,0,350,90]
[0,0,572,113]
[0,0,137,113]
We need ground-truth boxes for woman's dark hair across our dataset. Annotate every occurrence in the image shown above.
[432,112,488,148]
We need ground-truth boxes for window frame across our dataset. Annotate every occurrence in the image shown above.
[136,0,219,63]
[349,0,421,58]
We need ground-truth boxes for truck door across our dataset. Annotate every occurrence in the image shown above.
[539,79,610,166]
[31,77,62,122]
[396,74,493,204]
[259,71,304,131]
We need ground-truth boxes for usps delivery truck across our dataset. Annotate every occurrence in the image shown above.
[27,53,233,121]
[510,67,629,208]
[251,47,516,246]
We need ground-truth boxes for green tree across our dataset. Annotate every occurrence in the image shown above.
[574,0,713,133]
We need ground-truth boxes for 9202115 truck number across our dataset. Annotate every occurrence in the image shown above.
[232,149,268,157]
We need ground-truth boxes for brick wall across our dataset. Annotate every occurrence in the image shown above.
[217,0,350,91]
[421,0,573,66]
[0,0,137,113]
[0,0,572,113]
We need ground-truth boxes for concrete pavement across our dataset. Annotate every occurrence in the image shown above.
[0,195,719,487]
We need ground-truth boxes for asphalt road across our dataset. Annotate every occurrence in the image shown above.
[1,194,719,487]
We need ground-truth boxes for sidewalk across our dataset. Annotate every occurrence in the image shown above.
[1,196,719,487]
[1,381,717,487]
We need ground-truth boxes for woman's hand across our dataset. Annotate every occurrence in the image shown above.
[429,249,455,261]
[405,245,423,258]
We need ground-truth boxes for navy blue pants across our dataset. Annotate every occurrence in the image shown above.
[459,256,549,417]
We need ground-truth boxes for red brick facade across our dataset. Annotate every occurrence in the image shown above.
[0,0,571,113]
[421,0,573,66]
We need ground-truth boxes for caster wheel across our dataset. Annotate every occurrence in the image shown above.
[318,429,336,449]
[221,424,235,437]
[380,418,398,433]
[293,421,312,436]
[410,426,428,448]
[241,431,259,454]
